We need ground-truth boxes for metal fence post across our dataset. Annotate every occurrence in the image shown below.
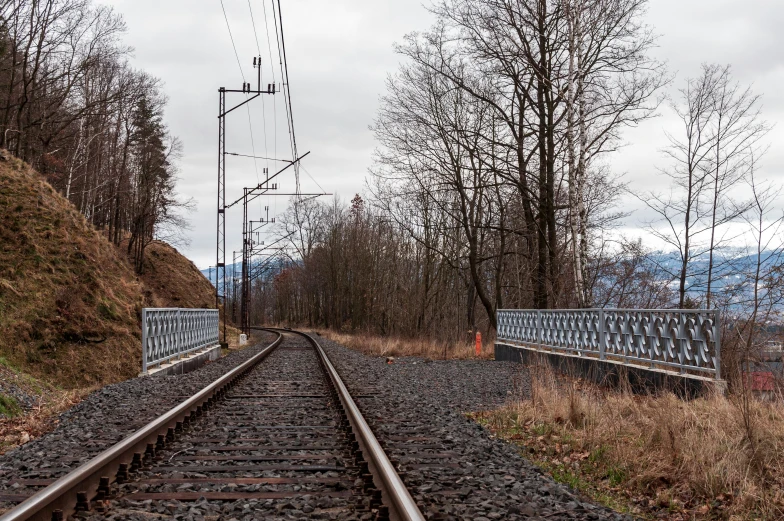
[141,308,148,374]
[598,309,605,360]
[536,310,542,345]
[173,308,178,359]
[679,312,686,374]
[714,310,721,379]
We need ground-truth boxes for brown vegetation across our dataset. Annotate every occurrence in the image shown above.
[0,154,216,389]
[0,154,143,388]
[0,154,219,453]
[317,329,493,360]
[474,364,784,520]
[131,239,216,309]
[0,0,186,275]
[0,377,87,455]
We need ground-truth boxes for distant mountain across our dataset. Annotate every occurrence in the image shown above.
[201,258,290,287]
[645,249,779,297]
[201,262,243,287]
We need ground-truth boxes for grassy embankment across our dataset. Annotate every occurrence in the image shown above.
[322,328,782,519]
[473,364,784,520]
[0,152,223,452]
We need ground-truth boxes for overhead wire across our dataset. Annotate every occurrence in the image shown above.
[246,0,269,216]
[220,0,245,80]
[261,0,278,218]
[299,163,326,195]
[220,0,261,209]
[272,0,299,197]
[223,0,314,265]
[247,0,262,55]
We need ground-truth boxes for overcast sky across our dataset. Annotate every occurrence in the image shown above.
[101,0,784,269]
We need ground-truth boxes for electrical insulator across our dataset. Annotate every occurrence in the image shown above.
[253,57,257,67]
[267,84,271,93]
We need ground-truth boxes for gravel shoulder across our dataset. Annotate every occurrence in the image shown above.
[0,332,278,510]
[316,333,633,521]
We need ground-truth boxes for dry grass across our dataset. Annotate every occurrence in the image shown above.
[126,239,216,309]
[0,388,88,455]
[316,329,494,360]
[473,364,784,520]
[0,153,222,389]
[0,154,144,388]
[0,361,90,455]
[0,151,231,453]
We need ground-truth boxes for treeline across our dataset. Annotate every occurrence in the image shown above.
[0,0,184,272]
[244,195,673,343]
[247,0,784,360]
[249,0,672,338]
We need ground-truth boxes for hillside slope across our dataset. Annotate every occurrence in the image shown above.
[133,240,215,309]
[0,152,214,389]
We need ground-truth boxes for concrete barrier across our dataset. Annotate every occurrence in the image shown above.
[495,342,726,398]
[141,345,222,377]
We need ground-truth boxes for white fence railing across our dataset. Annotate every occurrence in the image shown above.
[497,309,721,379]
[141,308,220,373]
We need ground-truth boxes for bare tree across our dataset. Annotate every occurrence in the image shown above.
[0,0,186,274]
[643,65,768,308]
[704,66,770,307]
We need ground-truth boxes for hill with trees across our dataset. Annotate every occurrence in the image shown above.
[0,153,213,389]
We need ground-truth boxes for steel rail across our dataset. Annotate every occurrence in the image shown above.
[0,333,283,521]
[259,328,426,521]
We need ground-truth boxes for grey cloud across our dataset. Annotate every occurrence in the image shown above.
[101,0,784,266]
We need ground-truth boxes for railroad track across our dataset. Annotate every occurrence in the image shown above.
[0,330,425,521]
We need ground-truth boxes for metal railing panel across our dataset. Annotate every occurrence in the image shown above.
[497,308,721,379]
[142,308,220,373]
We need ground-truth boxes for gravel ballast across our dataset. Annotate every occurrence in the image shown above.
[0,332,278,509]
[315,334,632,521]
[0,331,632,520]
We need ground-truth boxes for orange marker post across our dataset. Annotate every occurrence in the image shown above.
[475,331,482,357]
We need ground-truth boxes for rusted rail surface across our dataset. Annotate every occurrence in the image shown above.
[0,329,425,521]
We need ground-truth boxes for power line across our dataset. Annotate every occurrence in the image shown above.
[277,0,298,161]
[272,0,299,193]
[273,0,295,160]
[247,0,262,55]
[227,152,292,162]
[248,0,274,219]
[299,163,326,195]
[220,0,261,191]
[220,0,246,82]
[261,0,276,84]
[261,0,278,211]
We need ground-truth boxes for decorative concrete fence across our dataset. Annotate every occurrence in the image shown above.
[141,308,220,373]
[496,309,721,380]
